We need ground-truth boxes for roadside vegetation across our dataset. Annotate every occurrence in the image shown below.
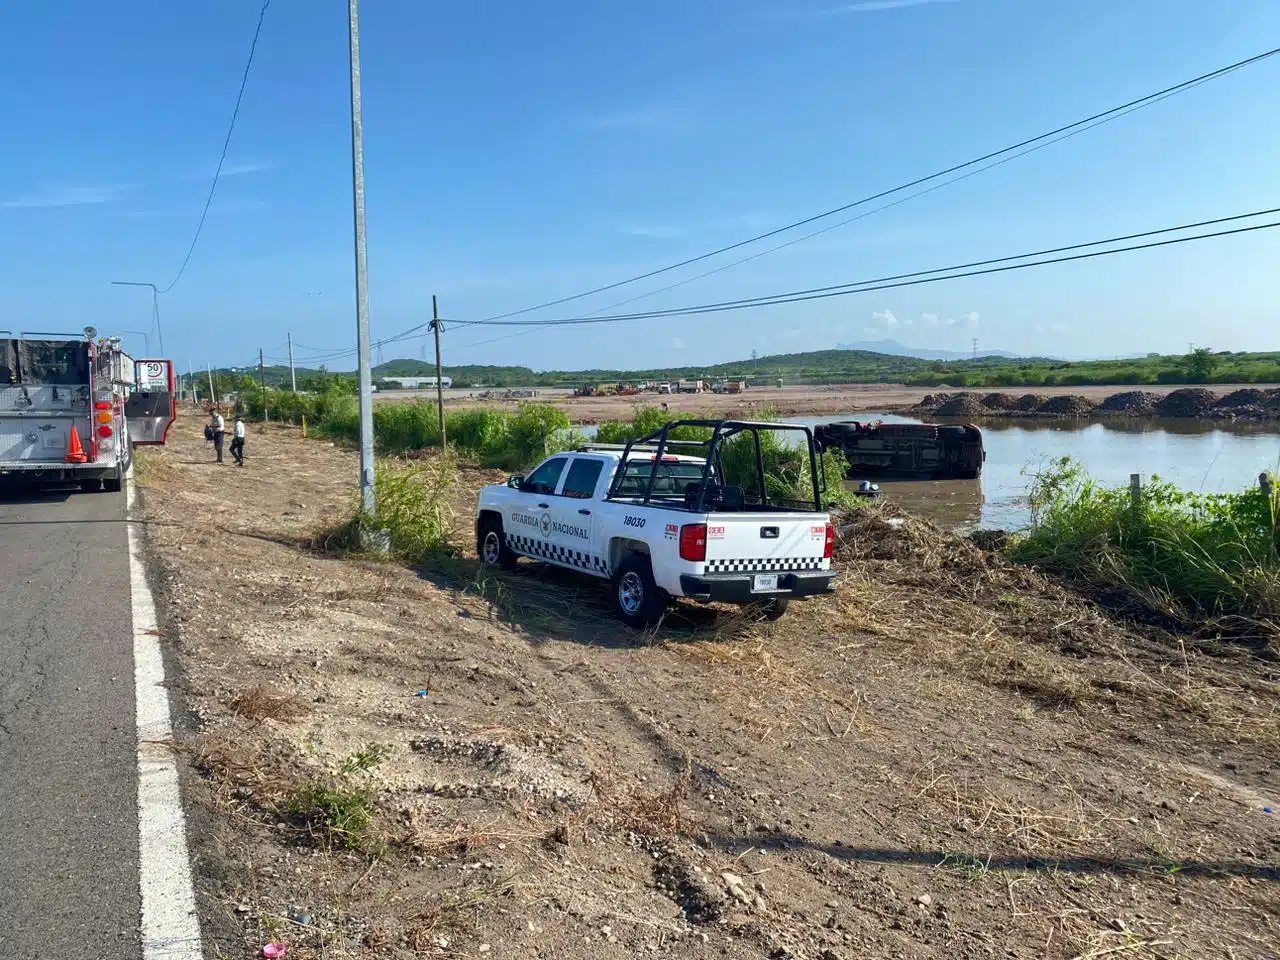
[1008,456,1280,625]
[219,345,1280,393]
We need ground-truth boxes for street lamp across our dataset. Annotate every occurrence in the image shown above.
[110,280,165,355]
[119,329,151,355]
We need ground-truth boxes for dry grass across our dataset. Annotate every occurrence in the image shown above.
[230,685,304,722]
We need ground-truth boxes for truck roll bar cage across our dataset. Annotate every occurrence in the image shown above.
[603,419,826,514]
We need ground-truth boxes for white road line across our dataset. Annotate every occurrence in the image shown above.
[127,480,204,958]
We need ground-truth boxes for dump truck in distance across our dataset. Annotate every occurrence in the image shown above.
[0,330,177,491]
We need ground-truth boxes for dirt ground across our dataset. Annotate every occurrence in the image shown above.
[138,422,1279,959]
[375,384,1276,423]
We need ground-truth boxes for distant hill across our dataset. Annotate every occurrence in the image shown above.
[834,339,1020,361]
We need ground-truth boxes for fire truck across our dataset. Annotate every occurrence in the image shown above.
[0,327,177,492]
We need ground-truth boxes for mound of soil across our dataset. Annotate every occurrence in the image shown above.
[916,392,952,409]
[981,392,1019,411]
[1015,393,1048,411]
[1156,387,1216,418]
[1098,390,1159,414]
[935,393,987,417]
[1039,394,1096,416]
[1216,388,1266,408]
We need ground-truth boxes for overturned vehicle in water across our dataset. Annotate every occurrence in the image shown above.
[814,420,985,481]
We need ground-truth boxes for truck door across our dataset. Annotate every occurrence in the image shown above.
[506,455,569,556]
[547,455,608,575]
[125,359,177,445]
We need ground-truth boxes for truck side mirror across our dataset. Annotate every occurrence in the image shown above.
[507,475,524,490]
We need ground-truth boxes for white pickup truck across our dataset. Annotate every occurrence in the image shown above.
[475,419,838,627]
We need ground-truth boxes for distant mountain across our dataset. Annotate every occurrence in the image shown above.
[834,339,1020,361]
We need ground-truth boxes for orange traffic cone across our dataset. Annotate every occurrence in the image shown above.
[65,425,88,464]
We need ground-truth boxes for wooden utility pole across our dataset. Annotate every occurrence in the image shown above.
[259,348,269,421]
[432,294,446,445]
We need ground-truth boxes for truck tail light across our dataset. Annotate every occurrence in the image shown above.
[96,411,113,424]
[94,401,111,411]
[679,523,707,562]
[98,424,113,438]
[823,522,836,559]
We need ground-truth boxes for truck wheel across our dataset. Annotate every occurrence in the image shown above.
[80,479,103,493]
[751,596,790,621]
[612,555,665,629]
[477,517,518,570]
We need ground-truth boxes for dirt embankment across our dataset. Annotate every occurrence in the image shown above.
[383,383,1280,424]
[138,423,1279,960]
[913,386,1280,421]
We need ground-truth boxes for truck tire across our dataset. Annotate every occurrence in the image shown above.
[612,554,665,629]
[477,517,519,570]
[751,596,790,621]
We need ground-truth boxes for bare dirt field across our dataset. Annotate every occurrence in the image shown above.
[376,384,1277,424]
[139,423,1278,959]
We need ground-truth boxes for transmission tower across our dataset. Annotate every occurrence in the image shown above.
[971,337,978,359]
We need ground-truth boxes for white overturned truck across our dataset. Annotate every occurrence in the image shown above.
[476,419,838,626]
[0,329,176,492]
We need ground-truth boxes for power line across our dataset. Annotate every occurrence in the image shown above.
[477,44,1280,323]
[569,73,1236,322]
[159,0,271,294]
[455,206,1280,327]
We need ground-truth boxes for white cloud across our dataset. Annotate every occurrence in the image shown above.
[870,308,898,329]
[617,224,688,239]
[671,337,686,349]
[761,0,958,19]
[579,106,692,135]
[947,311,980,330]
[2,184,131,209]
[920,312,940,328]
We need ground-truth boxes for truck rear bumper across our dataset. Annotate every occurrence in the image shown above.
[0,462,116,478]
[679,569,838,603]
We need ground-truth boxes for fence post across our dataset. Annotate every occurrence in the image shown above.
[1260,472,1273,498]
[1130,473,1143,513]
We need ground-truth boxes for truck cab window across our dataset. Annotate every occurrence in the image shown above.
[522,457,568,495]
[561,458,604,499]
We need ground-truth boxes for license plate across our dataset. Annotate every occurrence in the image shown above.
[752,574,779,592]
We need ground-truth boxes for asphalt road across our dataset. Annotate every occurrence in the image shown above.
[0,482,143,959]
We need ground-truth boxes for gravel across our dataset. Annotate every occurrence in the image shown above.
[981,393,1019,411]
[1014,394,1047,411]
[1098,391,1159,414]
[1155,388,1217,418]
[935,393,987,417]
[1039,395,1097,416]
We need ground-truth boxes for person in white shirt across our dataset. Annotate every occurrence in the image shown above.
[230,416,246,466]
[210,411,226,463]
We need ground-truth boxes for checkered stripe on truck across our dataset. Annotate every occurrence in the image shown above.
[506,532,610,575]
[704,557,827,573]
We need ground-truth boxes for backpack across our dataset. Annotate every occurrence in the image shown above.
[204,424,214,442]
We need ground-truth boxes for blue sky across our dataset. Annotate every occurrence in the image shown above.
[1,0,1277,372]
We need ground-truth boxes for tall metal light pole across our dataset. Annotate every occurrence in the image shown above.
[110,280,165,355]
[347,0,377,523]
[120,329,151,355]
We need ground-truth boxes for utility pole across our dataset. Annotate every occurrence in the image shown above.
[287,332,297,393]
[207,363,218,405]
[259,348,269,421]
[432,294,446,445]
[189,362,197,404]
[348,0,377,527]
[110,281,165,356]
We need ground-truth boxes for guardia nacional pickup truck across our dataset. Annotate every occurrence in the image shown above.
[475,419,838,627]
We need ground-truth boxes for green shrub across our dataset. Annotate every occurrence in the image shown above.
[1007,457,1280,620]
